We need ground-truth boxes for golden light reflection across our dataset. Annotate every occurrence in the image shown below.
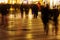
[8,22,15,29]
[50,0,53,9]
[4,0,8,3]
[28,9,33,30]
[49,23,52,29]
[7,31,16,36]
[28,9,33,19]
[8,14,14,19]
[26,33,32,39]
[10,7,14,11]
[28,19,32,29]
[27,14,32,40]
[56,35,60,39]
[23,1,28,4]
[8,14,15,29]
[23,11,26,19]
[33,0,39,1]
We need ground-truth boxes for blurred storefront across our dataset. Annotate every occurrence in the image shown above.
[0,0,60,6]
[0,0,42,4]
[8,0,20,4]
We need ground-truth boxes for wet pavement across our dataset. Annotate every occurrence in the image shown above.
[0,9,60,40]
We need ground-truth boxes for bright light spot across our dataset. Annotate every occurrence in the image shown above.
[23,11,26,19]
[0,0,5,3]
[54,0,60,5]
[28,0,32,4]
[49,24,52,28]
[23,1,28,4]
[35,2,38,4]
[26,33,32,39]
[8,14,14,19]
[5,0,8,3]
[28,1,32,4]
[54,0,57,5]
[50,0,53,9]
[28,14,32,19]
[0,0,8,3]
[28,9,33,19]
[8,14,15,30]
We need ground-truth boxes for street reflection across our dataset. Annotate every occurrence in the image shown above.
[0,7,60,40]
[28,9,33,19]
[7,31,16,36]
[26,33,33,40]
[7,14,15,30]
[8,14,15,19]
[27,18,32,29]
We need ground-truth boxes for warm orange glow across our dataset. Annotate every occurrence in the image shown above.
[26,33,32,39]
[33,0,39,1]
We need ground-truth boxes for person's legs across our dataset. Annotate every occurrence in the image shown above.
[53,17,58,35]
[42,17,49,35]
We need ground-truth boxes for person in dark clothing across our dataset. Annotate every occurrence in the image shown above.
[31,4,38,18]
[49,6,59,35]
[20,4,24,18]
[41,4,50,35]
[41,4,59,35]
[24,4,29,17]
[0,4,9,25]
[20,3,29,18]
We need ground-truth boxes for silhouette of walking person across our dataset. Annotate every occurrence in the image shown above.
[20,3,24,18]
[41,4,50,35]
[24,4,29,17]
[0,4,9,27]
[41,3,59,35]
[31,4,38,18]
[50,5,59,35]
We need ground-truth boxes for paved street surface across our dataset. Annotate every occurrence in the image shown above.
[0,9,60,40]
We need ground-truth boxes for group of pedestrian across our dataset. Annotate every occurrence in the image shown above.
[20,2,59,35]
[20,3,40,18]
[0,3,59,35]
[20,3,29,18]
[0,4,10,25]
[31,4,38,18]
[40,3,59,35]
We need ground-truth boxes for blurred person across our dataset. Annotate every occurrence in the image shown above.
[49,5,59,35]
[24,4,29,17]
[0,4,9,26]
[41,3,59,35]
[31,4,38,18]
[20,3,24,18]
[41,4,50,35]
